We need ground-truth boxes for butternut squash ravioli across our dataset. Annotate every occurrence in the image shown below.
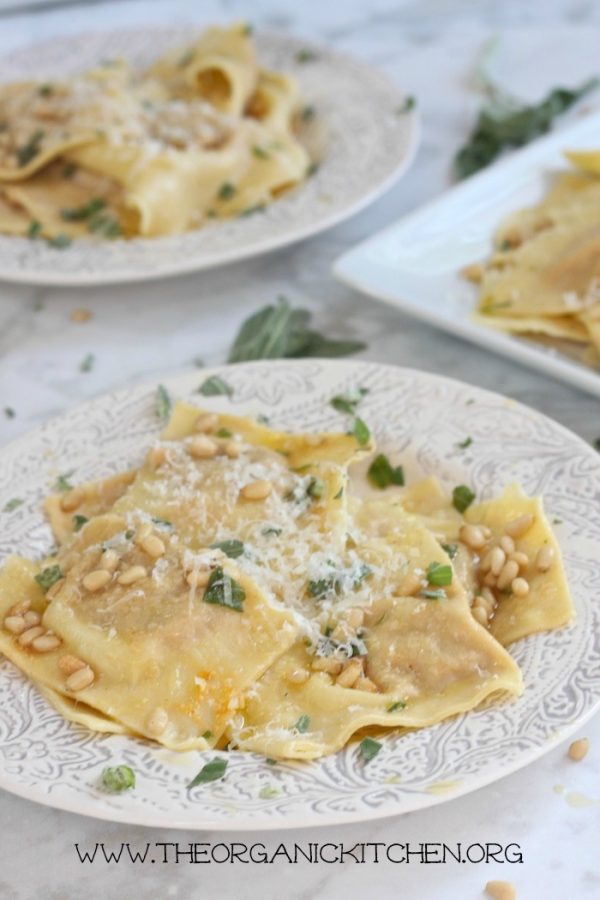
[0,401,573,759]
[0,23,312,241]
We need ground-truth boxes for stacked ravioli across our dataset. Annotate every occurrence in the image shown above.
[0,24,310,239]
[0,402,573,759]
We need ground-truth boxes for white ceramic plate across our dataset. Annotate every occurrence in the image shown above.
[1,359,599,830]
[0,28,418,286]
[334,113,600,398]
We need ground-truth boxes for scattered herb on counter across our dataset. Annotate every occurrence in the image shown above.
[198,375,233,397]
[54,471,74,492]
[17,129,45,167]
[452,484,476,513]
[367,453,404,489]
[155,384,172,421]
[3,498,23,512]
[396,95,416,114]
[3,407,15,418]
[101,765,136,793]
[203,566,245,611]
[330,387,368,415]
[72,514,89,532]
[188,757,227,788]
[79,352,95,373]
[293,714,310,733]
[358,736,382,763]
[426,561,453,587]
[209,539,245,559]
[456,436,473,449]
[227,296,366,362]
[34,564,63,592]
[454,39,599,178]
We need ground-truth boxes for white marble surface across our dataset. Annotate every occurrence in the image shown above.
[0,1,599,898]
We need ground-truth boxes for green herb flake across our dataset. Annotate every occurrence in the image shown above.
[242,23,253,36]
[209,539,245,559]
[262,525,282,536]
[293,714,310,733]
[351,417,371,447]
[3,498,23,512]
[61,162,77,179]
[333,486,344,500]
[202,730,213,741]
[4,407,15,419]
[367,453,405,489]
[387,700,407,713]
[88,213,122,238]
[155,384,172,421]
[252,145,269,159]
[27,219,42,239]
[259,785,281,799]
[265,757,277,765]
[441,543,458,560]
[238,204,265,217]
[426,561,453,587]
[397,95,416,114]
[47,233,71,249]
[38,83,54,97]
[79,353,94,373]
[300,104,316,122]
[61,197,106,222]
[295,49,317,64]
[54,471,74,492]
[218,182,236,201]
[202,566,245,611]
[101,765,135,793]
[215,427,233,438]
[358,736,382,762]
[330,387,368,415]
[452,484,476,513]
[187,757,227,788]
[72,514,89,532]
[34,564,62,592]
[456,436,473,449]
[306,477,325,500]
[177,49,195,68]
[198,375,233,397]
[17,129,45,167]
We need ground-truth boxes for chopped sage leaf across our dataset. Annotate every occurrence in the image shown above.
[155,384,172,421]
[330,387,368,415]
[426,561,453,587]
[101,765,135,793]
[367,453,404,489]
[203,566,245,611]
[351,417,371,447]
[4,406,15,419]
[27,219,42,239]
[265,757,277,765]
[38,83,54,97]
[202,730,213,740]
[198,375,233,397]
[358,736,382,762]
[452,484,476,513]
[262,525,282,536]
[35,564,62,592]
[61,197,105,222]
[218,182,236,201]
[333,486,344,499]
[210,539,245,559]
[456,436,473,449]
[215,427,233,438]
[293,714,310,733]
[188,757,227,788]
[4,498,23,512]
[306,476,325,500]
[72,514,88,532]
[252,145,269,159]
[54,471,74,492]
[387,700,407,712]
[47,233,71,249]
[442,543,458,560]
[17,129,44,167]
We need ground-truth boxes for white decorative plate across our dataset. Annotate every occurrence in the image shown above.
[334,112,600,399]
[0,28,418,286]
[1,359,599,830]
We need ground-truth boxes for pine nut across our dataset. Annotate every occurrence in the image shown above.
[100,549,119,572]
[223,440,241,459]
[485,881,516,900]
[46,578,65,600]
[240,479,272,501]
[186,568,211,589]
[60,487,85,512]
[481,526,492,539]
[479,550,492,574]
[32,632,61,652]
[23,610,41,627]
[3,615,26,635]
[354,676,378,692]
[499,535,515,554]
[505,513,534,538]
[459,524,486,550]
[287,668,310,684]
[497,559,520,590]
[70,307,92,323]
[490,546,506,576]
[312,656,343,676]
[139,534,165,558]
[509,551,529,570]
[483,570,497,587]
[117,565,147,585]
[398,572,422,596]
[568,738,589,761]
[18,625,45,646]
[336,658,364,688]
[146,706,169,737]
[511,577,529,597]
[345,608,365,630]
[480,587,496,608]
[9,599,31,616]
[536,545,555,573]
[135,522,152,541]
[472,605,489,626]
[147,446,167,470]
[476,592,495,614]
[195,412,219,433]
[188,435,218,459]
[65,664,95,692]
[82,569,112,592]
[58,654,86,676]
